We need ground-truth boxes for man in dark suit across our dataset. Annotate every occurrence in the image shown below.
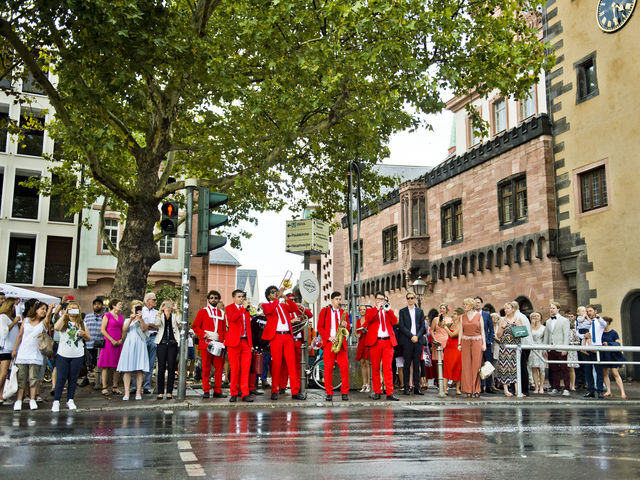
[475,296,496,394]
[398,291,427,395]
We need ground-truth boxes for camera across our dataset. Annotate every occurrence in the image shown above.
[135,305,143,314]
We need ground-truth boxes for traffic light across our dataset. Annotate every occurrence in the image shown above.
[196,187,228,255]
[160,201,179,237]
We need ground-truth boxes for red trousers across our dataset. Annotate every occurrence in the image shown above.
[370,338,394,395]
[228,339,252,397]
[323,346,350,395]
[270,334,300,395]
[279,340,302,390]
[201,349,225,394]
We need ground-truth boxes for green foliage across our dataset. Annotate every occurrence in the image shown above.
[0,0,551,289]
[146,281,181,308]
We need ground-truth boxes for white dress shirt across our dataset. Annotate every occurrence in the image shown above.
[275,302,290,332]
[408,306,416,335]
[142,306,158,337]
[377,310,389,337]
[589,316,607,345]
[330,309,339,337]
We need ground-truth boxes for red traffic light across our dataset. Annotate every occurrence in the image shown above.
[161,202,178,217]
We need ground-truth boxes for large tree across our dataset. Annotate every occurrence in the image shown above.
[0,0,549,303]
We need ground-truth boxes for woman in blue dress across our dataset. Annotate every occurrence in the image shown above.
[117,300,149,400]
[600,316,626,399]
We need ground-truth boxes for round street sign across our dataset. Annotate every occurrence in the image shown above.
[298,270,319,304]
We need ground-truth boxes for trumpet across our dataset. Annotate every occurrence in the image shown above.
[279,270,293,290]
[383,302,392,312]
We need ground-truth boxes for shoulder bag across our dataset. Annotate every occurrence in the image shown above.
[37,330,55,358]
[511,325,529,338]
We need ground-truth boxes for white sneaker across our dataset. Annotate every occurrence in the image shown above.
[562,389,571,397]
[51,400,60,412]
[29,399,38,410]
[13,400,22,411]
[549,389,559,395]
[67,399,77,410]
[135,395,142,400]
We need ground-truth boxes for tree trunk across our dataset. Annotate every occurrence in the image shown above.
[110,198,161,305]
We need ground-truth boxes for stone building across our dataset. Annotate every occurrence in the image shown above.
[333,72,573,319]
[544,0,640,372]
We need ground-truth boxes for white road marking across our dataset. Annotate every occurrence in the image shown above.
[185,463,206,477]
[180,451,198,462]
[177,440,192,450]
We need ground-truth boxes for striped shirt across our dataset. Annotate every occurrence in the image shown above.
[84,312,104,349]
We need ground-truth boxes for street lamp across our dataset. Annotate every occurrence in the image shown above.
[411,276,428,308]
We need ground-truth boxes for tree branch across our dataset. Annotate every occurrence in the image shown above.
[153,214,187,242]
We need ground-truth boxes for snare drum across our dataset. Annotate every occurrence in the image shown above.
[207,340,225,357]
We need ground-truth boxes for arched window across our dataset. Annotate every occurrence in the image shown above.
[515,243,523,264]
[461,257,468,276]
[391,275,396,291]
[397,274,402,289]
[385,276,390,292]
[478,252,485,272]
[536,237,545,259]
[496,248,503,268]
[446,261,453,279]
[431,265,438,283]
[439,263,445,280]
[505,245,513,266]
[454,259,460,277]
[515,296,534,316]
[486,250,494,270]
[525,240,534,261]
[469,254,476,274]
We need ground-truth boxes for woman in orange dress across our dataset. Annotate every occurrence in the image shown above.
[459,298,486,398]
[443,307,462,394]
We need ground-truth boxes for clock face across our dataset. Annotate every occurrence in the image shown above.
[597,0,637,32]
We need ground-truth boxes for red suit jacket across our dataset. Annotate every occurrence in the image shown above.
[225,303,253,348]
[364,307,398,347]
[317,306,351,352]
[262,298,298,341]
[193,306,226,350]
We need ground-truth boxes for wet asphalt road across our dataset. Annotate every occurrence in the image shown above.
[1,406,639,479]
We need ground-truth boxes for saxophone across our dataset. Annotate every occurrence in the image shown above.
[331,310,350,354]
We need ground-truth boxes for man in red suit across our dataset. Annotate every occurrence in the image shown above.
[317,291,351,401]
[365,292,399,401]
[279,293,312,394]
[225,290,254,402]
[192,290,227,399]
[261,285,306,401]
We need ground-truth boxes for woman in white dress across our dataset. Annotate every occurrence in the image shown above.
[116,301,149,400]
[528,312,546,394]
[0,298,21,405]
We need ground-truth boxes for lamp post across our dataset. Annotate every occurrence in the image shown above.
[411,276,427,309]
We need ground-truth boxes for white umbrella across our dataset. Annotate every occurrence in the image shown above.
[0,283,60,304]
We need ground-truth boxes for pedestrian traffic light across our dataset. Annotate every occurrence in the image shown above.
[196,187,228,255]
[160,201,179,237]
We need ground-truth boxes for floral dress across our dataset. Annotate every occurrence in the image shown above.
[496,323,520,385]
[567,328,580,368]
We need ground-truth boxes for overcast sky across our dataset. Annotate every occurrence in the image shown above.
[227,110,453,298]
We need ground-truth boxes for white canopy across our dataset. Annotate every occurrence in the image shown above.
[0,283,60,305]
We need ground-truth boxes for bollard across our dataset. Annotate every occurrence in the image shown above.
[437,345,445,397]
[515,344,522,397]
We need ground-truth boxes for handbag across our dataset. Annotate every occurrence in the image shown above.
[93,337,106,349]
[479,361,495,380]
[511,326,529,338]
[37,331,54,358]
[3,361,18,399]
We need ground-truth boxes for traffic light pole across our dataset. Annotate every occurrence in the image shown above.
[177,179,197,400]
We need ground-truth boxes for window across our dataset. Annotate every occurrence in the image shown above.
[520,84,536,120]
[411,196,426,236]
[441,199,463,245]
[48,174,74,223]
[44,236,73,286]
[6,235,36,284]
[351,239,363,274]
[498,175,528,226]
[102,218,119,252]
[382,226,398,263]
[575,53,598,103]
[0,104,8,152]
[18,107,45,156]
[12,172,40,219]
[159,236,174,255]
[493,98,507,134]
[580,166,608,212]
[402,198,409,237]
[22,71,45,95]
[0,168,3,215]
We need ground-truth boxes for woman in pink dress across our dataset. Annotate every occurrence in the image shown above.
[443,307,462,394]
[428,303,451,383]
[97,299,124,395]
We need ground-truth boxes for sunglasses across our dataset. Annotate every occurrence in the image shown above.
[208,296,220,300]
[407,296,416,300]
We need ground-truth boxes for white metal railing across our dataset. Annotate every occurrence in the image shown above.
[503,344,640,397]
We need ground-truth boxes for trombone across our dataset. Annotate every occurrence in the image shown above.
[279,270,293,290]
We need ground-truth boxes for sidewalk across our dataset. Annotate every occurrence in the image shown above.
[4,378,638,414]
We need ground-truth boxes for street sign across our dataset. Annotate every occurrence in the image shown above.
[298,270,319,304]
[285,218,329,254]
